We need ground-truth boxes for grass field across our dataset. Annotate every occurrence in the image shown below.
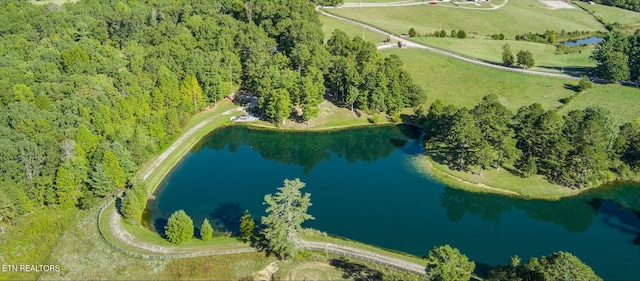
[381,48,572,111]
[412,37,595,70]
[574,1,640,28]
[320,14,389,43]
[327,0,606,37]
[343,0,417,3]
[560,84,640,128]
[380,48,640,127]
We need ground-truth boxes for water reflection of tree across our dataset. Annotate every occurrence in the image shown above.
[193,125,420,174]
[438,187,598,232]
[439,187,512,223]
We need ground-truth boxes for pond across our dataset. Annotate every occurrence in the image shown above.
[563,36,603,46]
[148,125,640,280]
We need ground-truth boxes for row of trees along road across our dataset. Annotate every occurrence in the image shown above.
[418,94,640,188]
[1,0,434,228]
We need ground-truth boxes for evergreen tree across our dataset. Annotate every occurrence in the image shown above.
[261,178,314,259]
[446,108,482,170]
[502,44,514,66]
[239,210,255,242]
[165,210,194,244]
[200,218,213,241]
[120,189,142,225]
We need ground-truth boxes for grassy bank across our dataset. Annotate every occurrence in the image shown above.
[411,36,595,71]
[409,155,579,200]
[328,0,605,37]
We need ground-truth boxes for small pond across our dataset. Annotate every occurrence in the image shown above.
[563,36,603,46]
[148,125,640,280]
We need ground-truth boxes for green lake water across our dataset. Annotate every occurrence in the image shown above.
[148,125,640,280]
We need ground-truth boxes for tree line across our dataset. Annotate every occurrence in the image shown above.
[591,30,640,81]
[0,0,407,227]
[417,94,640,188]
[593,0,640,12]
[325,30,426,118]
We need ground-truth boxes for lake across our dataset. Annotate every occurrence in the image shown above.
[148,125,640,280]
[563,36,603,46]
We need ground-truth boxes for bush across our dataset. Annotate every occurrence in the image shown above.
[577,76,593,92]
[408,27,417,38]
[165,210,194,244]
[457,30,467,39]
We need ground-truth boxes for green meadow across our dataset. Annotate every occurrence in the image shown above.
[326,0,606,37]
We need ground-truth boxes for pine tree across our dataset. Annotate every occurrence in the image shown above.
[165,210,194,244]
[200,218,213,241]
[261,179,314,259]
[121,189,142,225]
[502,44,514,66]
[239,210,255,242]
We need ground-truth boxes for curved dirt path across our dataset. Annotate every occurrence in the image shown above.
[100,199,427,275]
[141,106,244,182]
[320,5,579,81]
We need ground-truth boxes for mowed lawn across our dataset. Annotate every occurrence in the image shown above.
[327,0,606,37]
[574,1,640,28]
[381,48,572,111]
[382,48,640,127]
[412,37,595,70]
[560,84,640,128]
[319,13,388,43]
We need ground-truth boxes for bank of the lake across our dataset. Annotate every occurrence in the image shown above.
[150,124,640,280]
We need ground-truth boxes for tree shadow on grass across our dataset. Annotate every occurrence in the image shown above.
[563,83,581,93]
[329,257,384,281]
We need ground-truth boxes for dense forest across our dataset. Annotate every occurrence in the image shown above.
[0,0,426,227]
[418,94,640,188]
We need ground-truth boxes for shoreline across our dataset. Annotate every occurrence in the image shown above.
[409,154,640,200]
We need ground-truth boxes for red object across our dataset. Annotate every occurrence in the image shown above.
[429,1,436,4]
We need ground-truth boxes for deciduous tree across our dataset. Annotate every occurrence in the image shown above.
[426,244,475,281]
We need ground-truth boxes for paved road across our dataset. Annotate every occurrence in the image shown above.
[319,5,580,81]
